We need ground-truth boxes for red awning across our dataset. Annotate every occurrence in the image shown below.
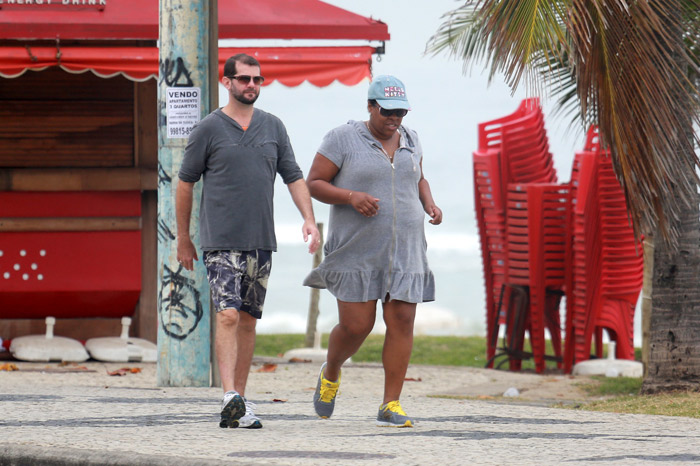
[0,45,374,86]
[0,0,390,41]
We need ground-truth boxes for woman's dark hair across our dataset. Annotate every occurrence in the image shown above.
[223,54,261,76]
[368,99,378,107]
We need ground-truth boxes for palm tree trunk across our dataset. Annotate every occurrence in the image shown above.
[641,237,653,378]
[642,3,700,391]
[642,190,700,393]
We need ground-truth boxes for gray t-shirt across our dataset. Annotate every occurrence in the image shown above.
[178,108,303,251]
[303,120,435,303]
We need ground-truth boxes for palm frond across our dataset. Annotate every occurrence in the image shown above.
[567,0,700,242]
[533,45,587,130]
[426,0,570,95]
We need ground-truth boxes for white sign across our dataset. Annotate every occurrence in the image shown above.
[166,87,201,139]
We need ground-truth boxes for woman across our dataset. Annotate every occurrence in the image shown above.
[303,75,442,427]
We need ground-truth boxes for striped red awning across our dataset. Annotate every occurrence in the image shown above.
[0,45,374,87]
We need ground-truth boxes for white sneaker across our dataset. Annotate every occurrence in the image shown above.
[219,391,245,428]
[239,398,263,429]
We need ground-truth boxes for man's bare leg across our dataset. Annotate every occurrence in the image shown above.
[234,311,257,396]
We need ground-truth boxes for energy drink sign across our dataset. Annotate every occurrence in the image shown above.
[0,0,107,7]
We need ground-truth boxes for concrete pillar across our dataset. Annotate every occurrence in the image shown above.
[156,0,215,386]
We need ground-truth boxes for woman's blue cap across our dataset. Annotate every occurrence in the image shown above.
[368,75,411,110]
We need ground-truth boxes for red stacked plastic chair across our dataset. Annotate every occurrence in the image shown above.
[475,101,539,365]
[473,150,507,366]
[593,151,642,359]
[474,98,563,370]
[564,150,601,372]
[498,108,557,187]
[562,127,643,372]
[500,183,570,372]
[477,98,540,152]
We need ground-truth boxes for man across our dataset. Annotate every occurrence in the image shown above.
[176,53,320,429]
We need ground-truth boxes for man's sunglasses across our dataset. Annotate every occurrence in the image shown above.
[227,75,265,85]
[374,104,408,118]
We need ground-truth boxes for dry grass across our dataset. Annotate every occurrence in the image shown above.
[563,376,700,418]
[573,392,700,419]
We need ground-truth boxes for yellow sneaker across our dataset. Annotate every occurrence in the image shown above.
[313,362,341,419]
[376,400,414,427]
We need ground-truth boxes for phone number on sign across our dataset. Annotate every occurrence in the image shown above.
[168,126,193,137]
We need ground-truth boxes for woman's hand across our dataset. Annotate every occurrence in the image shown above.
[424,203,443,225]
[349,191,380,217]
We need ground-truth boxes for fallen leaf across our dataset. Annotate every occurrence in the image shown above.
[55,362,90,371]
[108,368,129,376]
[272,398,287,403]
[477,395,495,400]
[288,357,311,363]
[58,361,74,367]
[255,363,277,373]
[121,367,142,374]
[0,363,18,371]
[404,377,422,382]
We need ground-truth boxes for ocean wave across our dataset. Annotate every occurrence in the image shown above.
[275,223,481,254]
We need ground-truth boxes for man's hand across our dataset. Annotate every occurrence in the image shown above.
[303,220,321,254]
[176,237,199,271]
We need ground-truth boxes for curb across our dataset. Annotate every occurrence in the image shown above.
[0,444,223,466]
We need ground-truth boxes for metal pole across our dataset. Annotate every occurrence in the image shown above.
[304,222,324,348]
[156,0,214,386]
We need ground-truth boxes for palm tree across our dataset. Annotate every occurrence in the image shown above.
[427,0,700,392]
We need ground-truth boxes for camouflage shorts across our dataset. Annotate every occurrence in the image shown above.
[203,249,272,319]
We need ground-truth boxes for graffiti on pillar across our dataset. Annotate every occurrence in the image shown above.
[157,218,176,244]
[160,57,194,87]
[158,264,203,339]
[158,163,172,187]
[157,163,176,244]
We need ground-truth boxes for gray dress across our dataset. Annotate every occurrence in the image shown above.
[303,120,435,303]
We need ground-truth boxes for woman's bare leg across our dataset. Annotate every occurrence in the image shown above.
[323,299,377,381]
[381,299,416,404]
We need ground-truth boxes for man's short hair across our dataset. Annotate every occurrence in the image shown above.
[223,54,261,76]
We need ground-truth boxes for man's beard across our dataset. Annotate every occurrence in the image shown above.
[233,90,258,105]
